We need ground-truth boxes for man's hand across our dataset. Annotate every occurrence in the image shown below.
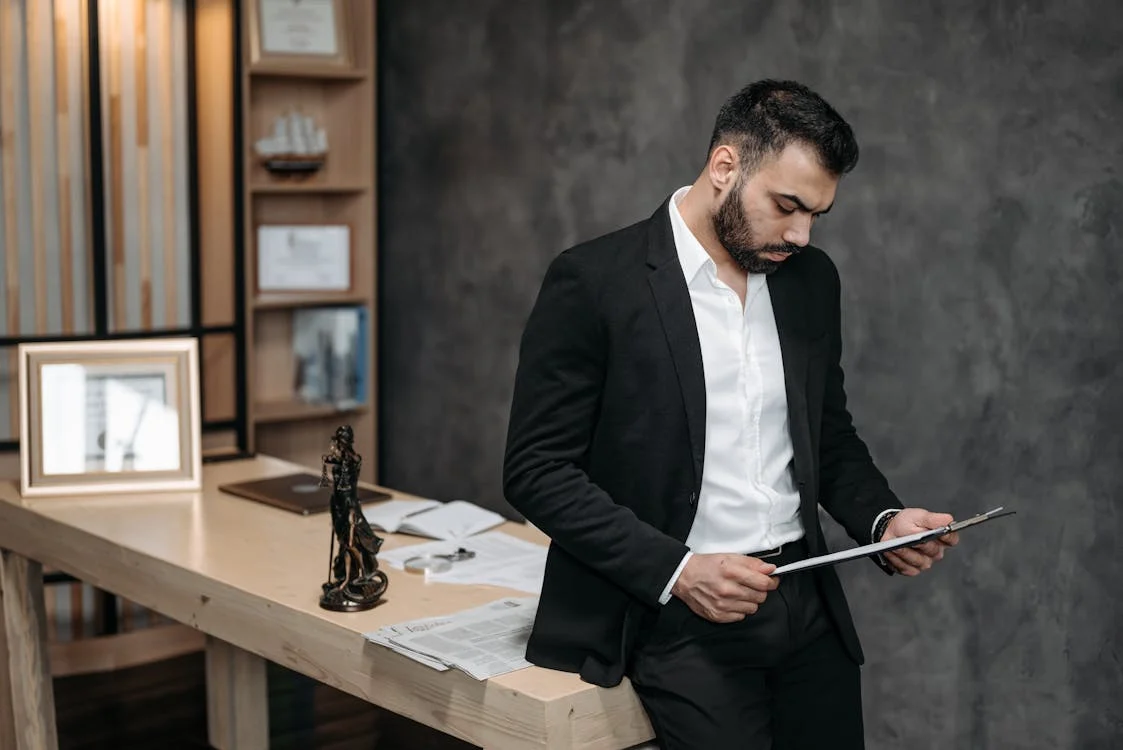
[880,508,960,576]
[670,553,779,623]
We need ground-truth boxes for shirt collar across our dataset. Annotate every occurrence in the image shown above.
[668,185,715,285]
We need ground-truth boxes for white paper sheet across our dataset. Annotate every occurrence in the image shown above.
[380,530,547,594]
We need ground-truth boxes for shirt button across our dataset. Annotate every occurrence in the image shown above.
[688,492,697,506]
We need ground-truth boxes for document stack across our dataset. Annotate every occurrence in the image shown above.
[364,596,539,680]
[377,530,547,593]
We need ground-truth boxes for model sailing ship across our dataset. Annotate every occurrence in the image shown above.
[254,110,328,176]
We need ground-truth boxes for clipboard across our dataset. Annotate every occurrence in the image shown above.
[219,472,391,515]
[772,506,1015,576]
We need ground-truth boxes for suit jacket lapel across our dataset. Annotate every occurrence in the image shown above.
[767,265,817,530]
[645,201,707,488]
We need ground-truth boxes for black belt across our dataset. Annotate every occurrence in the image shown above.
[746,537,808,566]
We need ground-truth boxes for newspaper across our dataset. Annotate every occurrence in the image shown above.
[364,597,539,680]
[379,530,547,594]
[364,612,456,671]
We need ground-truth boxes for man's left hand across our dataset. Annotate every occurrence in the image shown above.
[880,508,959,576]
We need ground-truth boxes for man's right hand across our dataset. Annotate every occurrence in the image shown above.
[670,553,780,623]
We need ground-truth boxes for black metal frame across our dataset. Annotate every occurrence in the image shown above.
[231,0,249,455]
[0,0,250,459]
[374,1,386,485]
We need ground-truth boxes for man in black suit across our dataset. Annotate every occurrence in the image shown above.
[503,79,959,749]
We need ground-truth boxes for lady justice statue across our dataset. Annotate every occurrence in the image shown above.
[318,425,389,611]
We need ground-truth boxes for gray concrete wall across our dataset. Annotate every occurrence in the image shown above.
[376,2,1122,747]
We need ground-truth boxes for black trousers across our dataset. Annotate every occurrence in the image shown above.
[627,541,865,750]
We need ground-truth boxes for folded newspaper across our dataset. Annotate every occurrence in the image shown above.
[364,596,539,680]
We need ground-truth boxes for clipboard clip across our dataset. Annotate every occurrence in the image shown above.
[945,506,1016,534]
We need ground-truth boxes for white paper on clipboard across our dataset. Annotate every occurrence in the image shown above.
[772,506,1015,576]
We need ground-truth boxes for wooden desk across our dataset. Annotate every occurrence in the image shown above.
[0,455,654,749]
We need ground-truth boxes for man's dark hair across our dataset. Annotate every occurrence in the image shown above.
[707,79,859,177]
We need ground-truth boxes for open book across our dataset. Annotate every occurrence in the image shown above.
[361,498,505,541]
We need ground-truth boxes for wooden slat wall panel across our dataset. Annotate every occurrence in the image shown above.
[1,0,178,647]
[26,0,49,334]
[203,333,237,422]
[99,0,191,332]
[196,0,235,329]
[1,0,27,443]
[58,0,94,336]
[55,4,74,333]
[135,0,151,327]
[158,0,178,326]
[0,349,10,447]
[0,0,93,441]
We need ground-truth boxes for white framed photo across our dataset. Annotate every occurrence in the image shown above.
[256,223,352,293]
[18,338,202,497]
[247,0,353,69]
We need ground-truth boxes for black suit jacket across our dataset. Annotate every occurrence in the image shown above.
[503,196,902,688]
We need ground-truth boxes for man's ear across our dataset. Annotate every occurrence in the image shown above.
[707,144,740,191]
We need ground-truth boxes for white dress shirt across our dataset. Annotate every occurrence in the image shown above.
[658,186,805,603]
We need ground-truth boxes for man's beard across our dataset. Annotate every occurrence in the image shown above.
[713,180,801,274]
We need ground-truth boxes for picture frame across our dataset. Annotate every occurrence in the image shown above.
[256,223,353,293]
[18,338,203,497]
[246,0,353,69]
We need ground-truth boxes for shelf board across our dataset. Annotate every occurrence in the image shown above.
[254,400,369,425]
[247,65,368,81]
[250,182,368,195]
[202,445,244,461]
[253,293,369,311]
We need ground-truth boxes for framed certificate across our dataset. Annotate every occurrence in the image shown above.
[256,223,352,292]
[247,0,353,68]
[17,338,202,497]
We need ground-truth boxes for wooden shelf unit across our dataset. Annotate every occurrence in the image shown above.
[252,292,370,311]
[238,0,378,472]
[249,182,368,195]
[254,399,369,425]
[246,65,369,81]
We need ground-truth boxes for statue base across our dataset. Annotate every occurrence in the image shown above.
[319,593,382,613]
[318,571,388,613]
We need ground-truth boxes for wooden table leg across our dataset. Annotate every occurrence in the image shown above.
[0,549,59,750]
[205,635,269,750]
